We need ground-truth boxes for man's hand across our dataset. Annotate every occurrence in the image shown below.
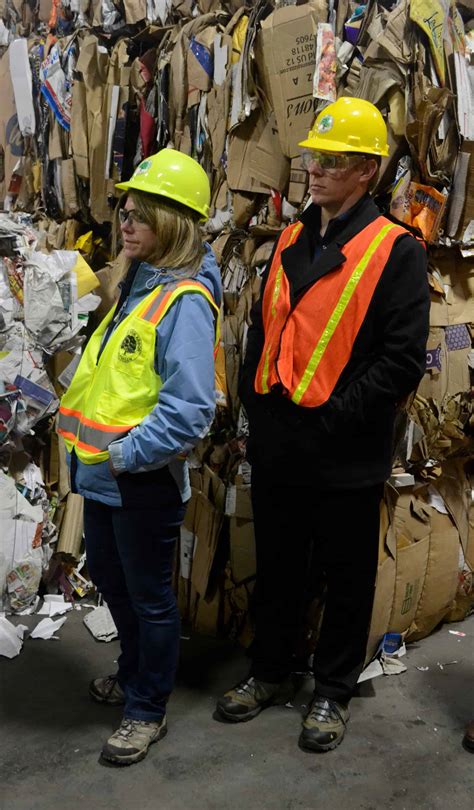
[108,457,119,478]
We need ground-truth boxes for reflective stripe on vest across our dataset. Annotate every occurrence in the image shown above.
[255,216,409,408]
[57,280,220,463]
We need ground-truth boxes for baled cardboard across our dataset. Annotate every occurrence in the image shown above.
[256,2,328,158]
[366,501,396,663]
[94,256,127,323]
[123,0,146,24]
[74,35,110,222]
[406,509,459,641]
[417,326,470,401]
[226,109,271,193]
[389,535,430,634]
[428,248,474,327]
[436,461,471,552]
[249,111,290,193]
[56,492,84,559]
[230,517,255,584]
[287,156,308,205]
[0,50,21,203]
[193,583,222,636]
[387,488,431,634]
[446,143,474,240]
[190,467,224,596]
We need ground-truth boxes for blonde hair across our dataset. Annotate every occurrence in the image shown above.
[112,191,205,275]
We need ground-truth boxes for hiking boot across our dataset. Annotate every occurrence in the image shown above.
[89,675,125,706]
[299,696,350,752]
[216,676,294,722]
[101,716,167,766]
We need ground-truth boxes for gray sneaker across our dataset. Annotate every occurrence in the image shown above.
[299,696,350,752]
[89,675,125,706]
[101,716,167,766]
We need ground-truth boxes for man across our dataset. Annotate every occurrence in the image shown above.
[216,97,430,751]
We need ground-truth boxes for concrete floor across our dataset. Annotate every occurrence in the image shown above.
[1,611,473,810]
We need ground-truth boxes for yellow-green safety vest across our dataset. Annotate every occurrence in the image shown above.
[57,279,220,464]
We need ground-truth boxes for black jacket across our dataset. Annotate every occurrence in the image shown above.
[239,194,430,489]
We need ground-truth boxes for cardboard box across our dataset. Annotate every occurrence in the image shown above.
[256,2,327,158]
[406,510,459,641]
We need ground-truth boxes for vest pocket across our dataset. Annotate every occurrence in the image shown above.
[94,390,148,430]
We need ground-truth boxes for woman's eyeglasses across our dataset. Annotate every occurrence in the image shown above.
[118,208,148,227]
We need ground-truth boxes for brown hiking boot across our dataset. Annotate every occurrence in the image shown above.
[216,676,294,722]
[299,696,350,752]
[101,716,167,766]
[89,675,125,706]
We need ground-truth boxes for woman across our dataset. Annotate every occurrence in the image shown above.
[57,149,222,766]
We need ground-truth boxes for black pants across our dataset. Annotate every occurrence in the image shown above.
[249,465,383,703]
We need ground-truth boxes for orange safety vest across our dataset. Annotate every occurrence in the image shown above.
[255,215,409,408]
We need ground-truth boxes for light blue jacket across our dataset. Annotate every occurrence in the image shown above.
[71,243,222,507]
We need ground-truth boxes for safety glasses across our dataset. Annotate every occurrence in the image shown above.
[301,150,367,172]
[118,208,149,227]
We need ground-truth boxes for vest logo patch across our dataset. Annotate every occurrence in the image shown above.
[118,329,142,363]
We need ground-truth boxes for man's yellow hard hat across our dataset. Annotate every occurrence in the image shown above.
[116,148,211,220]
[299,97,389,157]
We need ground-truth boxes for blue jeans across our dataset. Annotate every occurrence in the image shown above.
[83,476,186,722]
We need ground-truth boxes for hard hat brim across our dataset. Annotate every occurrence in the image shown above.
[298,136,389,157]
[115,179,209,221]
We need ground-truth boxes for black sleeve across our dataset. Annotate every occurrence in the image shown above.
[238,242,277,413]
[318,234,430,431]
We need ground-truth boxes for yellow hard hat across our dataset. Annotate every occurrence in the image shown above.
[116,149,211,220]
[299,97,389,157]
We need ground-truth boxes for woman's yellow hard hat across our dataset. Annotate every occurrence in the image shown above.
[299,97,389,156]
[116,148,211,220]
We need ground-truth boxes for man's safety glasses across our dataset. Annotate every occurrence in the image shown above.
[301,150,367,172]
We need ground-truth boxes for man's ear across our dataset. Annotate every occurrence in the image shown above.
[359,158,379,185]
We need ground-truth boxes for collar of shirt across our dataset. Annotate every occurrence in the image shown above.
[299,193,374,256]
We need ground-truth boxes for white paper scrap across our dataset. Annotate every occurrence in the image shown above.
[38,595,73,617]
[83,605,118,642]
[9,38,36,136]
[30,616,67,639]
[381,655,407,676]
[0,617,27,658]
[357,659,383,683]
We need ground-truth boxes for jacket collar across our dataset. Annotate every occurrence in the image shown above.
[281,194,382,295]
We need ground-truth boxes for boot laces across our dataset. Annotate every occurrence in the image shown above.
[235,677,257,696]
[308,698,345,725]
[116,719,152,739]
